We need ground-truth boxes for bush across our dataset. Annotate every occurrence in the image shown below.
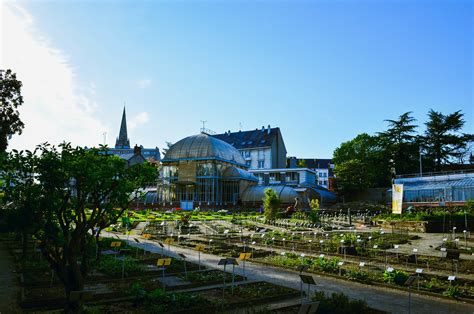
[383,269,408,286]
[346,270,369,283]
[97,255,144,277]
[315,256,341,273]
[443,285,461,298]
[263,188,280,220]
[313,291,370,314]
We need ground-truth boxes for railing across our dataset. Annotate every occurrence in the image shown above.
[396,169,474,179]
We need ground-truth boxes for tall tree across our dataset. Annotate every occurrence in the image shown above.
[378,112,420,175]
[0,69,25,153]
[422,110,474,171]
[333,133,388,193]
[3,143,156,313]
[263,188,280,220]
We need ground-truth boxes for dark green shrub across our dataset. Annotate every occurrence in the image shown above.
[313,291,370,314]
[443,286,461,298]
[346,270,369,283]
[383,269,408,286]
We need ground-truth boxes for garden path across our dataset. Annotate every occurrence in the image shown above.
[107,232,474,314]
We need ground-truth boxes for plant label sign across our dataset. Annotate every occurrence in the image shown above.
[359,262,365,267]
[157,258,172,266]
[416,268,423,274]
[164,238,174,245]
[448,276,456,281]
[195,244,205,252]
[239,252,252,260]
[110,242,121,248]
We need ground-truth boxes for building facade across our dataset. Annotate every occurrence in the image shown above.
[213,125,287,170]
[287,157,334,190]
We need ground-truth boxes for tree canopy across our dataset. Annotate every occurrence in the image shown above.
[1,143,157,312]
[422,110,474,170]
[0,69,25,153]
[333,110,473,194]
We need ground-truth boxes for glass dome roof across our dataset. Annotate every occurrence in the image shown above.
[163,133,246,166]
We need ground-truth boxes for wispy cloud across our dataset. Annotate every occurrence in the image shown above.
[136,79,152,89]
[128,112,149,131]
[1,3,107,151]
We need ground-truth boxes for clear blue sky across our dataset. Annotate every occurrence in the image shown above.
[10,0,474,157]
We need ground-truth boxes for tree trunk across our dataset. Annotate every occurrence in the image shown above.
[64,264,85,314]
[21,230,28,258]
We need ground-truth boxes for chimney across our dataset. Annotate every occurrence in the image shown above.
[267,124,271,134]
[261,126,265,132]
[227,130,231,136]
[134,145,142,155]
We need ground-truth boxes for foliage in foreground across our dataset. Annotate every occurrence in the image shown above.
[313,291,371,314]
[130,283,212,312]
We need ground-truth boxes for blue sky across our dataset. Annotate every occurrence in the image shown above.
[3,0,473,158]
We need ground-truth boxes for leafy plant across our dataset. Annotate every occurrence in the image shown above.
[313,291,370,314]
[97,255,144,277]
[443,285,461,298]
[383,269,408,286]
[346,270,369,283]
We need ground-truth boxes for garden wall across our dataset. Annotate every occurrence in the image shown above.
[376,219,473,233]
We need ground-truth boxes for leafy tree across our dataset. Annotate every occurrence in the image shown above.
[378,112,420,175]
[263,188,280,220]
[3,143,156,313]
[0,69,25,153]
[297,159,307,168]
[1,149,42,256]
[161,141,174,157]
[422,110,474,171]
[333,134,388,193]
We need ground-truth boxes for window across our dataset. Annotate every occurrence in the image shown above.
[246,160,251,167]
[245,150,251,157]
[258,160,265,168]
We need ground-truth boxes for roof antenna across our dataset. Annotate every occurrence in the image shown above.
[200,120,207,133]
[103,132,107,145]
[239,122,242,131]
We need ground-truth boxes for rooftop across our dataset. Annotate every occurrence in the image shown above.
[162,133,246,166]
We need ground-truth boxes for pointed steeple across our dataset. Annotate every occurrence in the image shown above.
[115,107,130,149]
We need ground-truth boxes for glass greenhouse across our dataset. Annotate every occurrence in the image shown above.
[394,173,474,204]
[157,133,258,209]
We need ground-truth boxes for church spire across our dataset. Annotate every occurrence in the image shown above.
[115,106,130,149]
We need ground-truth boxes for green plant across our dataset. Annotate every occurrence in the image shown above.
[443,285,461,298]
[263,188,281,220]
[465,200,474,214]
[346,270,369,283]
[313,291,370,314]
[97,255,144,277]
[310,199,320,210]
[383,269,408,286]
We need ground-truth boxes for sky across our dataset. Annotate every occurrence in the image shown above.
[1,0,473,158]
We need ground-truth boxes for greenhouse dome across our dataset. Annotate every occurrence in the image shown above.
[163,133,246,166]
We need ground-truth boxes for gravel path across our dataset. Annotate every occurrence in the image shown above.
[108,232,474,314]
